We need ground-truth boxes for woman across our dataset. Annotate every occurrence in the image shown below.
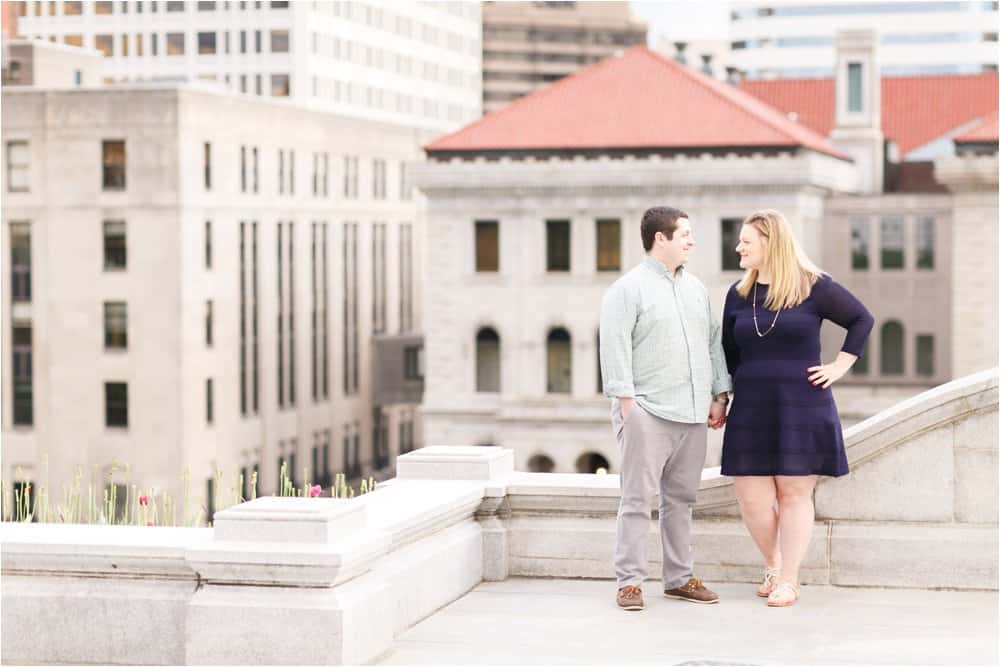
[720,210,873,607]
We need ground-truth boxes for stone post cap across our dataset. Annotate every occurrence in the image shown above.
[211,496,366,544]
[396,446,515,481]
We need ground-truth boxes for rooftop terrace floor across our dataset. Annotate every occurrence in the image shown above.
[378,578,998,666]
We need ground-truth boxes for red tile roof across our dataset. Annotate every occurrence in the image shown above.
[954,111,999,144]
[740,73,998,157]
[426,46,847,159]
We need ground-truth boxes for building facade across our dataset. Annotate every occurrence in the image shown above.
[415,40,998,474]
[9,0,482,132]
[727,1,998,79]
[482,0,646,114]
[2,82,428,517]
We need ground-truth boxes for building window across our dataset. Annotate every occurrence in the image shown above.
[404,346,421,380]
[399,162,412,200]
[475,220,499,272]
[880,217,904,270]
[271,74,290,97]
[95,1,112,13]
[880,321,904,375]
[596,219,621,272]
[6,141,29,192]
[198,0,216,9]
[12,324,33,426]
[372,159,387,199]
[198,32,215,56]
[916,334,934,377]
[278,149,285,194]
[101,140,126,190]
[203,141,211,190]
[136,33,143,56]
[277,223,285,408]
[239,30,247,54]
[166,32,185,55]
[847,62,863,113]
[342,222,359,395]
[271,29,289,52]
[252,221,259,413]
[240,145,247,192]
[915,217,934,269]
[475,327,500,392]
[204,219,212,269]
[720,218,742,271]
[64,1,82,14]
[94,33,113,57]
[105,382,128,428]
[239,222,247,415]
[166,0,184,10]
[206,378,214,424]
[546,220,571,272]
[288,222,296,406]
[121,34,129,57]
[151,32,158,56]
[850,218,870,270]
[65,34,84,47]
[320,222,329,399]
[547,327,572,393]
[104,302,127,349]
[371,223,387,334]
[254,29,262,53]
[206,299,213,346]
[342,155,358,198]
[252,147,258,193]
[399,223,413,332]
[11,222,31,302]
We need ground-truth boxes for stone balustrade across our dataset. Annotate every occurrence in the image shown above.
[2,369,996,665]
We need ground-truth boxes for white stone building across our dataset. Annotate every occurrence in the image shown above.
[9,0,482,132]
[414,37,997,474]
[2,78,430,516]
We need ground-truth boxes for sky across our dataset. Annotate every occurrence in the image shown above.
[630,1,732,43]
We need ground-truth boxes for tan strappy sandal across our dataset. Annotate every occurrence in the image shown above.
[766,580,800,607]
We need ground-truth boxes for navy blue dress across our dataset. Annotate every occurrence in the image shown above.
[720,275,873,477]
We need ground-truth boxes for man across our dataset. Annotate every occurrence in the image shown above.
[599,206,731,611]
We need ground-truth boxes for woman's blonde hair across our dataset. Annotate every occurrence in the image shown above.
[736,209,824,310]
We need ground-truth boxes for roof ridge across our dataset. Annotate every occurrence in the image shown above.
[640,47,841,155]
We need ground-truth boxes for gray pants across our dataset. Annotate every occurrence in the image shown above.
[611,400,707,590]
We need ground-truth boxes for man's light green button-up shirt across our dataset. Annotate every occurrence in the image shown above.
[599,256,732,424]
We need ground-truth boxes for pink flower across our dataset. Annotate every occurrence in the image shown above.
[309,484,323,498]
[139,495,148,506]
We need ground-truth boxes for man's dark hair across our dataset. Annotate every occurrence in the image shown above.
[641,207,688,251]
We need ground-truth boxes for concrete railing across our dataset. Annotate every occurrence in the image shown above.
[3,370,996,665]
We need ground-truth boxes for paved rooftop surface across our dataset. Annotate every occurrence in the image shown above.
[377,578,998,666]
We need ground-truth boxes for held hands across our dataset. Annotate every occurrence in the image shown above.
[807,353,857,389]
[707,394,728,429]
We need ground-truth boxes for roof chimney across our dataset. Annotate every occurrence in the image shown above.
[725,66,742,85]
[701,53,713,76]
[673,42,687,65]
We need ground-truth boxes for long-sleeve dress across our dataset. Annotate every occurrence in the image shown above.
[720,274,874,477]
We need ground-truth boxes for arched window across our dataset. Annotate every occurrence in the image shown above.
[880,321,904,375]
[476,327,500,392]
[527,454,555,473]
[576,452,610,474]
[546,327,572,394]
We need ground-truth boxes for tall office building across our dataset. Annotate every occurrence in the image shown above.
[9,0,482,132]
[726,1,998,79]
[2,39,428,519]
[481,1,646,114]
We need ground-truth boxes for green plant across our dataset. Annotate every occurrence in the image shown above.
[1,458,378,527]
